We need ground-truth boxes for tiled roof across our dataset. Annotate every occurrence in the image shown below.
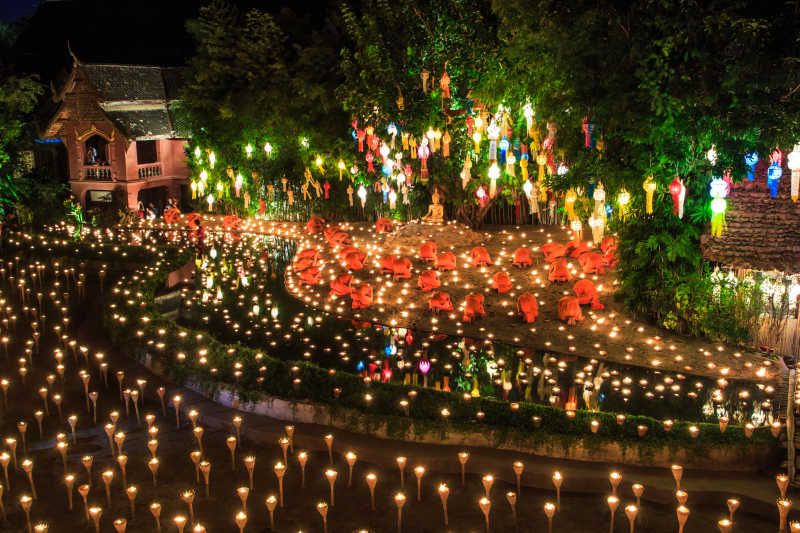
[81,63,184,102]
[105,109,174,139]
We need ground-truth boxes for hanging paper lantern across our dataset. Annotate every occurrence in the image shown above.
[190,181,197,199]
[476,185,488,207]
[565,189,577,220]
[421,68,430,93]
[768,149,783,197]
[588,212,604,243]
[472,131,482,153]
[523,103,535,137]
[744,152,758,181]
[206,194,215,211]
[337,160,345,181]
[668,177,686,218]
[245,144,253,158]
[617,189,630,219]
[439,71,451,98]
[498,137,510,164]
[357,185,367,208]
[506,153,516,177]
[488,163,500,198]
[642,176,656,214]
[418,138,431,180]
[442,130,451,158]
[707,145,718,166]
[194,146,202,159]
[389,189,397,209]
[487,121,500,161]
[536,152,547,182]
[570,218,583,241]
[709,177,728,238]
[264,142,273,157]
[209,152,216,169]
[365,151,375,173]
[387,123,398,148]
[520,153,529,182]
[460,157,472,190]
[234,173,243,197]
[593,182,605,216]
[787,144,800,201]
[582,117,595,148]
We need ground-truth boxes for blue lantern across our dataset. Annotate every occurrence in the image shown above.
[744,152,758,181]
[356,360,365,372]
[498,137,510,164]
[768,161,782,197]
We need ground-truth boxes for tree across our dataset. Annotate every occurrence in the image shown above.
[336,0,518,227]
[0,20,45,217]
[493,0,800,340]
[178,0,351,218]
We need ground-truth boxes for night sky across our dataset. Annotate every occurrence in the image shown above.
[0,0,41,22]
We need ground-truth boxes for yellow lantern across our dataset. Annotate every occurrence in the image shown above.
[337,160,345,181]
[643,176,656,214]
[618,189,630,219]
[472,132,482,153]
[565,189,577,221]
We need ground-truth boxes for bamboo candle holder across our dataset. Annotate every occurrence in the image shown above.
[102,470,113,505]
[726,498,739,522]
[778,475,790,499]
[279,438,289,466]
[325,469,337,507]
[396,457,407,488]
[366,473,377,511]
[173,516,187,533]
[512,461,523,496]
[125,486,137,520]
[778,499,792,532]
[237,486,249,510]
[274,462,286,508]
[458,452,469,486]
[199,461,211,497]
[544,502,556,533]
[345,451,357,487]
[265,495,277,530]
[149,502,161,533]
[676,505,690,533]
[244,456,255,489]
[506,491,517,523]
[232,416,242,441]
[671,465,683,490]
[297,452,307,489]
[64,474,74,511]
[438,483,449,525]
[609,471,621,496]
[552,472,562,511]
[414,466,425,502]
[284,425,294,453]
[226,437,237,471]
[88,505,101,533]
[394,493,406,533]
[190,452,202,483]
[21,459,36,499]
[317,501,329,533]
[181,491,195,523]
[632,483,644,508]
[625,504,639,533]
[479,496,491,532]
[675,490,688,506]
[148,458,159,487]
[234,511,246,533]
[117,455,128,488]
[324,434,334,464]
[172,395,181,428]
[718,518,732,533]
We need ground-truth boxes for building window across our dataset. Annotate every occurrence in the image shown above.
[136,140,158,165]
[85,135,109,166]
[87,190,113,205]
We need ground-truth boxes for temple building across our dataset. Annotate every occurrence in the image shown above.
[41,54,190,210]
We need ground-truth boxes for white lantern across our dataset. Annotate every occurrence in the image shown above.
[707,145,718,166]
[787,144,800,201]
[245,144,253,158]
[488,163,500,198]
[357,185,367,208]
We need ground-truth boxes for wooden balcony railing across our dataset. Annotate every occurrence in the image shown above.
[83,166,113,181]
[138,164,162,179]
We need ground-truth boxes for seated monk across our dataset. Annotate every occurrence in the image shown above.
[328,231,350,247]
[603,249,617,268]
[470,246,493,266]
[574,279,604,310]
[578,252,605,275]
[517,292,538,323]
[462,293,486,323]
[185,213,201,228]
[324,226,340,241]
[222,215,241,230]
[330,273,352,297]
[601,236,617,255]
[338,245,359,260]
[420,241,437,262]
[305,217,326,234]
[567,240,592,258]
[297,248,319,262]
[351,284,373,309]
[541,242,567,263]
[376,217,394,233]
[512,248,533,268]
[293,256,316,272]
[558,296,584,325]
[429,291,454,313]
[548,258,573,283]
[299,267,322,286]
[435,252,456,271]
[343,250,366,271]
[164,208,181,224]
[490,271,513,293]
[418,270,441,292]
[380,255,396,275]
[391,256,412,280]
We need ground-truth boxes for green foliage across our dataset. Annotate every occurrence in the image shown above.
[493,0,800,342]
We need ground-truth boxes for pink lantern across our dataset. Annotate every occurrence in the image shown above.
[418,359,430,374]
[476,186,488,207]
